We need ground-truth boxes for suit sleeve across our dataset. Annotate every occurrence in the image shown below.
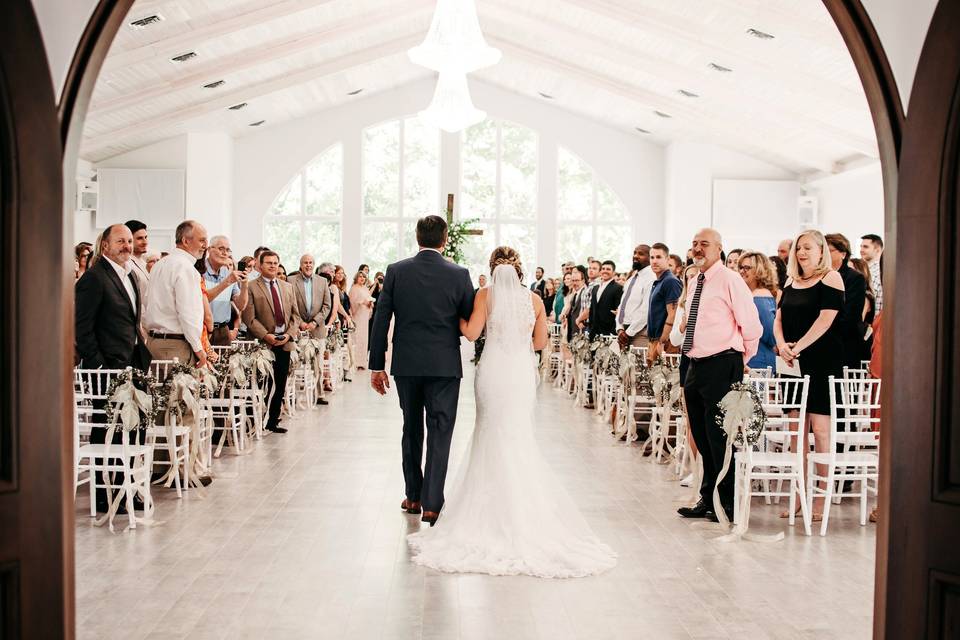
[315,281,332,325]
[286,286,301,340]
[459,269,476,320]
[242,289,269,340]
[368,266,396,371]
[74,272,105,368]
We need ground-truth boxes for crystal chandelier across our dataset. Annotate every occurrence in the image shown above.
[408,0,501,74]
[418,72,487,133]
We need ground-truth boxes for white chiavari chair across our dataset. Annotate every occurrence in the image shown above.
[146,358,192,498]
[807,376,881,536]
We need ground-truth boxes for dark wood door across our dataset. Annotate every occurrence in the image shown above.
[0,1,74,638]
[884,1,960,637]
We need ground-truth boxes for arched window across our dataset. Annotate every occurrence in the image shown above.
[263,143,343,266]
[460,119,538,278]
[556,147,632,266]
[361,117,440,271]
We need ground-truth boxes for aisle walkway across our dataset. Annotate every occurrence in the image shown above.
[75,358,875,639]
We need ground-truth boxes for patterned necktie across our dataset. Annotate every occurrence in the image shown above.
[269,280,285,327]
[681,273,706,355]
[617,273,638,325]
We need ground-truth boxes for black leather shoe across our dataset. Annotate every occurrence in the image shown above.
[677,500,713,519]
[316,398,329,405]
[266,425,288,434]
[707,507,735,523]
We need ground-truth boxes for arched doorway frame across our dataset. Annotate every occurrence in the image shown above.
[10,0,947,637]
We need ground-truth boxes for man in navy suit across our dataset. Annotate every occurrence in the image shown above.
[369,215,475,526]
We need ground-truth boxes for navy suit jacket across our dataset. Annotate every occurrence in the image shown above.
[369,250,475,378]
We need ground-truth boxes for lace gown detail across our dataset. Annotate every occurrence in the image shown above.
[407,265,617,578]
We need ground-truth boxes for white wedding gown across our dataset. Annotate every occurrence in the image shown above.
[407,265,617,578]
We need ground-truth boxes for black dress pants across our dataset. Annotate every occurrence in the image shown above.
[394,376,461,513]
[683,351,743,511]
[266,346,291,429]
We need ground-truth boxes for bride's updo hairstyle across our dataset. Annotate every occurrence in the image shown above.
[489,246,523,281]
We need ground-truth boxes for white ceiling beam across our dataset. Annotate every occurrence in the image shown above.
[557,0,866,111]
[705,0,840,48]
[91,0,434,117]
[487,36,835,172]
[84,34,421,154]
[102,0,338,72]
[480,5,876,158]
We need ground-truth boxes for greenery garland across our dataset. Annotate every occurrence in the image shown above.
[153,362,210,421]
[715,381,767,446]
[104,368,160,430]
[442,217,480,265]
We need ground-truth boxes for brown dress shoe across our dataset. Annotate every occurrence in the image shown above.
[401,499,422,514]
[421,511,439,526]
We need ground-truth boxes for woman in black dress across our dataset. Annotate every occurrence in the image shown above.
[774,230,845,519]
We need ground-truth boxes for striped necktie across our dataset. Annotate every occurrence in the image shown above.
[681,273,706,355]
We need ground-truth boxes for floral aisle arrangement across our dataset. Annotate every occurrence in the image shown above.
[442,217,480,265]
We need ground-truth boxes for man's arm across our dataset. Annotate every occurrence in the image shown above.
[241,288,269,341]
[232,280,249,312]
[369,266,395,372]
[75,272,105,368]
[315,280,332,325]
[286,287,302,340]
[459,269,476,320]
[730,276,763,363]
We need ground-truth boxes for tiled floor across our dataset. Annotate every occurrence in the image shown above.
[75,355,876,639]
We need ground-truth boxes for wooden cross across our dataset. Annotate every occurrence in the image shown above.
[446,194,484,235]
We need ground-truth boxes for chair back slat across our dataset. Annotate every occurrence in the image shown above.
[829,376,882,450]
[149,358,179,382]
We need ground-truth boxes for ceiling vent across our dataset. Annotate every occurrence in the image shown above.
[653,110,672,118]
[203,80,226,89]
[170,51,198,64]
[708,62,733,73]
[538,92,556,100]
[129,14,164,29]
[249,120,266,127]
[347,89,364,96]
[228,102,248,111]
[678,89,699,98]
[635,127,651,134]
[746,28,775,40]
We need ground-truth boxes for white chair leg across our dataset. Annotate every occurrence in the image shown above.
[820,463,835,537]
[795,472,812,536]
[183,432,190,491]
[788,477,797,527]
[859,475,868,525]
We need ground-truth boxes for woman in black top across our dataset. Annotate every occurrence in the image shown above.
[774,230,845,519]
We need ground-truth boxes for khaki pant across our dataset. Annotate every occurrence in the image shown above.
[628,331,650,349]
[210,326,232,347]
[146,336,196,366]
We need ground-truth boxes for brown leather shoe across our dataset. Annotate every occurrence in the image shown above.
[421,511,439,526]
[401,499,422,514]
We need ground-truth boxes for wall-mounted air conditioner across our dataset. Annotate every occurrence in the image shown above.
[76,180,98,213]
[798,195,818,227]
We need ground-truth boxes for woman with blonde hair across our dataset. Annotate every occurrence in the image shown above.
[348,271,374,369]
[773,229,845,520]
[737,251,778,371]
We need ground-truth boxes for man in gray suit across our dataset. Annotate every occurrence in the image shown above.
[288,254,332,404]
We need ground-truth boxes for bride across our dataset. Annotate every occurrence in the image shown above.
[407,246,617,578]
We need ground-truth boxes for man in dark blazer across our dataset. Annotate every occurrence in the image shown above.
[588,260,623,338]
[529,266,546,298]
[74,223,152,512]
[369,215,475,526]
[826,233,867,370]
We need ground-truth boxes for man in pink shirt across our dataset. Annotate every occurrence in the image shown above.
[677,228,762,522]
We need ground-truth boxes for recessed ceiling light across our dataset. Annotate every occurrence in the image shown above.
[203,80,225,89]
[129,14,164,29]
[347,89,364,96]
[538,92,556,100]
[653,110,672,118]
[635,127,651,134]
[249,120,266,127]
[169,51,198,63]
[678,89,699,98]
[708,62,733,73]
[228,102,248,110]
[746,28,775,40]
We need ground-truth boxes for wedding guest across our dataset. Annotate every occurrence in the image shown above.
[125,219,150,290]
[316,262,341,388]
[75,224,152,512]
[737,251,778,371]
[145,253,160,273]
[850,258,876,362]
[358,263,370,278]
[203,235,249,346]
[242,250,301,433]
[587,260,623,338]
[247,246,269,281]
[75,241,93,280]
[561,266,588,343]
[677,229,762,523]
[616,244,655,349]
[541,278,557,322]
[777,238,793,262]
[349,272,375,369]
[277,264,288,281]
[477,274,487,290]
[615,272,627,286]
[668,254,684,278]
[144,221,208,367]
[370,271,385,297]
[859,234,884,313]
[725,248,744,271]
[575,260,602,332]
[288,254,333,404]
[333,265,352,321]
[555,272,571,323]
[826,233,868,371]
[774,229,845,520]
[646,243,682,363]
[530,266,546,298]
[770,255,788,293]
[670,264,701,486]
[561,261,575,276]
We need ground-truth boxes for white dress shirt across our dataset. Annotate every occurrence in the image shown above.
[616,266,656,336]
[143,248,205,353]
[104,256,137,314]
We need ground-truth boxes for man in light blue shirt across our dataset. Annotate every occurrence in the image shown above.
[203,235,249,345]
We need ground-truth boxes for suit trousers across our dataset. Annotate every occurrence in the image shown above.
[265,346,291,429]
[146,336,196,366]
[683,351,743,511]
[627,331,649,348]
[394,376,461,513]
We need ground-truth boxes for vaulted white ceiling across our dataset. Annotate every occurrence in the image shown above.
[82,0,877,174]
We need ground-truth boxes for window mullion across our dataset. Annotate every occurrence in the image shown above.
[495,122,502,246]
[398,120,406,258]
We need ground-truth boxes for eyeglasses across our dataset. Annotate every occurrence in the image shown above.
[738,264,754,272]
[212,247,232,254]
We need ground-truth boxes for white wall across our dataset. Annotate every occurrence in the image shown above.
[803,161,885,246]
[30,0,99,98]
[233,78,664,272]
[185,132,234,235]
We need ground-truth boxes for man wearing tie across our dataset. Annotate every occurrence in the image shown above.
[288,253,332,405]
[242,250,302,433]
[587,260,623,338]
[616,244,655,349]
[529,266,546,298]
